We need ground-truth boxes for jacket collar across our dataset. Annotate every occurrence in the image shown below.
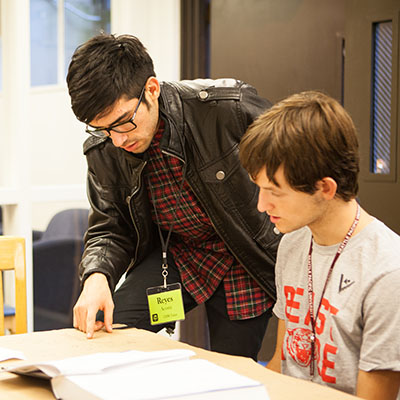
[158,82,186,162]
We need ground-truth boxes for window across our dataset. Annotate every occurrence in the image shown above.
[64,0,111,77]
[371,21,393,174]
[0,4,2,91]
[30,0,110,87]
[30,0,58,86]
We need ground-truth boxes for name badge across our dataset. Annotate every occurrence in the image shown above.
[146,283,185,325]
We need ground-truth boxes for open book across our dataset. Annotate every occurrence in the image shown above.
[3,349,269,400]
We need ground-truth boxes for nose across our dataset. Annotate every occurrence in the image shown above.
[110,131,129,148]
[257,191,273,213]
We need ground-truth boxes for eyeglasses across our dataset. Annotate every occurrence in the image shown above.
[85,85,146,138]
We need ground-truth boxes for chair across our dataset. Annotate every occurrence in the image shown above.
[33,208,89,331]
[0,236,27,335]
[0,207,3,235]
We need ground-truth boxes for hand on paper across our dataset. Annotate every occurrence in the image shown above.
[73,273,114,339]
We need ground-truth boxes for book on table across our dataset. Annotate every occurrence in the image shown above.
[2,348,269,399]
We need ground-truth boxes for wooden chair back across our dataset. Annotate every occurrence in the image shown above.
[0,236,27,335]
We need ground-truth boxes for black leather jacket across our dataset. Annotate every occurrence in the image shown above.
[80,79,281,300]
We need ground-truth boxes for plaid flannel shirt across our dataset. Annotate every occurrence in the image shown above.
[145,124,272,320]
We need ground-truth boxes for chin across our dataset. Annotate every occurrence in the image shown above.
[276,225,294,234]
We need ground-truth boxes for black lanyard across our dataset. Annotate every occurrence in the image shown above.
[307,203,360,377]
[147,162,187,288]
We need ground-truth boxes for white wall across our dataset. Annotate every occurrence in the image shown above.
[30,0,181,230]
[0,0,181,330]
[111,0,181,82]
[30,87,89,231]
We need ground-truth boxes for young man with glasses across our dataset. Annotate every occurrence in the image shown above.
[66,34,281,360]
[240,91,400,398]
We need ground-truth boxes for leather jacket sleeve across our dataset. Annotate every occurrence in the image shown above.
[79,139,153,292]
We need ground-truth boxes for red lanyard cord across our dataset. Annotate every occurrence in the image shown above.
[307,203,361,377]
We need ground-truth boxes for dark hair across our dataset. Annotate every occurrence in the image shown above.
[66,34,155,124]
[239,91,359,202]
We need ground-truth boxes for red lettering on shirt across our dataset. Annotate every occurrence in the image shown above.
[281,345,286,361]
[320,343,337,383]
[284,286,304,323]
[314,331,338,383]
[316,298,339,335]
[283,286,339,383]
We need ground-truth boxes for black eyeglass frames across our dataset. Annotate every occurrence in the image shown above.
[85,85,146,138]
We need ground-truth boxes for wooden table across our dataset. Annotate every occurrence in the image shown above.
[0,328,359,399]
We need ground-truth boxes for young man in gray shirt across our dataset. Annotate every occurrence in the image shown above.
[240,91,400,399]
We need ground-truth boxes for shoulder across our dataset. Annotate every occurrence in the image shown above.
[277,227,311,260]
[82,136,132,171]
[369,218,400,242]
[83,135,108,155]
[280,227,311,248]
[350,218,400,277]
[161,78,256,103]
[356,218,400,256]
[162,78,251,92]
[160,79,271,138]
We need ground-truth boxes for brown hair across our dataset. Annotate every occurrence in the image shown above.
[239,91,359,201]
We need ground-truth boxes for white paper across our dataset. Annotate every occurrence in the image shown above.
[47,349,195,376]
[61,358,269,400]
[0,347,25,362]
[5,349,195,378]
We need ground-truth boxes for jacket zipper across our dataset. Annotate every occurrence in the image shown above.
[126,160,147,272]
[161,149,185,164]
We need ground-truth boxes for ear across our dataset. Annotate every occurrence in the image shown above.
[144,76,160,102]
[316,177,337,200]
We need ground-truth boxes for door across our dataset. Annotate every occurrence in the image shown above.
[210,0,346,103]
[344,0,400,234]
[208,0,347,361]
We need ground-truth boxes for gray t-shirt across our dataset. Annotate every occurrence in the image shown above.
[273,218,400,395]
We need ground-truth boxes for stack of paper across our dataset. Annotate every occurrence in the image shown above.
[4,349,269,400]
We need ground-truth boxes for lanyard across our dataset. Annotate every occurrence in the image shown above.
[307,203,360,377]
[147,163,187,288]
